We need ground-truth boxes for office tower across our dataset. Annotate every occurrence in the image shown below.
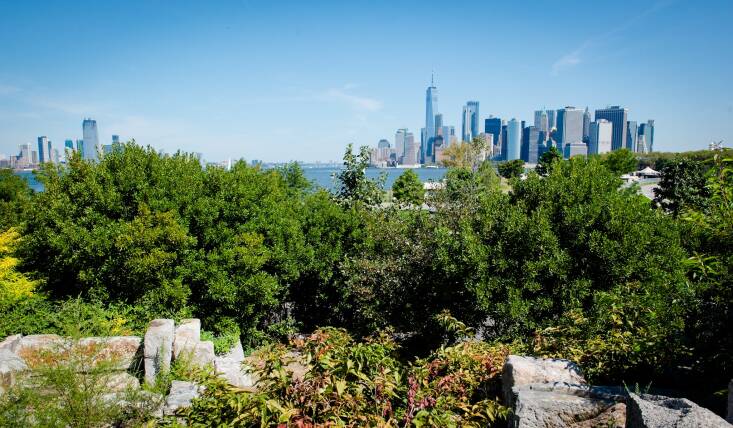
[112,135,120,144]
[422,77,438,163]
[564,142,588,158]
[64,139,74,151]
[484,117,502,155]
[377,139,390,149]
[556,107,584,156]
[589,119,613,155]
[594,106,628,151]
[501,124,508,160]
[461,101,479,142]
[395,129,407,159]
[82,118,100,161]
[76,139,84,157]
[626,121,638,151]
[434,113,443,129]
[534,110,549,135]
[547,109,557,131]
[638,121,654,153]
[506,119,521,161]
[403,132,418,165]
[582,107,591,144]
[51,148,60,163]
[521,126,544,164]
[37,136,49,163]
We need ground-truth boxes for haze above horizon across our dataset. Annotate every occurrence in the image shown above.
[0,0,731,162]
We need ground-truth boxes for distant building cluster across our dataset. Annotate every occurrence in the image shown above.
[370,78,656,166]
[1,118,125,169]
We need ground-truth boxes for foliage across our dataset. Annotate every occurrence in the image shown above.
[638,148,733,170]
[0,228,38,305]
[535,146,562,176]
[392,169,424,205]
[601,148,638,175]
[653,158,710,216]
[497,159,524,179]
[440,138,488,170]
[0,169,32,230]
[335,144,385,206]
[175,328,509,427]
[19,145,305,348]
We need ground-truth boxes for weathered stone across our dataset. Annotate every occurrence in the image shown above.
[190,341,215,367]
[626,392,729,428]
[0,334,22,353]
[173,319,201,359]
[144,319,174,385]
[14,334,67,368]
[727,379,732,423]
[101,390,164,419]
[571,403,626,428]
[77,336,142,371]
[502,355,586,408]
[102,371,140,392]
[510,382,623,428]
[0,349,28,394]
[214,339,255,389]
[164,380,203,415]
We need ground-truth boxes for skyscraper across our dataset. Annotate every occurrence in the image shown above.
[547,110,557,131]
[556,106,584,155]
[462,101,479,142]
[403,132,419,166]
[626,121,638,151]
[37,136,49,163]
[377,139,390,149]
[484,117,502,156]
[64,139,74,151]
[422,77,438,164]
[582,107,591,144]
[82,118,100,161]
[395,129,407,159]
[506,119,521,161]
[534,110,549,135]
[638,121,654,153]
[521,126,543,164]
[589,119,613,155]
[594,106,628,151]
[564,142,588,158]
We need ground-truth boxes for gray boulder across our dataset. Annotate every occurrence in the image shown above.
[144,319,175,385]
[14,334,67,368]
[503,355,586,407]
[0,349,28,394]
[510,382,625,428]
[77,336,142,371]
[0,334,22,353]
[626,392,729,428]
[102,371,141,392]
[164,380,203,415]
[173,319,201,359]
[214,339,256,389]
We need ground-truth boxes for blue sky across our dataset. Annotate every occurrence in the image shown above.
[0,0,731,162]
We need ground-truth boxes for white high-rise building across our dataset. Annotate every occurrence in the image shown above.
[395,129,407,159]
[534,110,549,135]
[462,101,479,142]
[557,106,584,156]
[506,119,521,161]
[82,118,100,161]
[589,119,613,155]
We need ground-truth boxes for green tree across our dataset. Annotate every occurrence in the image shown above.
[277,162,312,195]
[0,169,32,230]
[653,158,709,216]
[497,159,525,179]
[392,169,424,205]
[536,146,562,176]
[335,144,384,206]
[601,148,638,175]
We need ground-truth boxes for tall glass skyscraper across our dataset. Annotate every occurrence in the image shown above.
[626,121,638,151]
[462,101,479,142]
[556,107,584,155]
[582,107,591,143]
[37,136,49,163]
[82,118,100,161]
[484,117,502,156]
[547,110,557,131]
[594,106,628,151]
[534,110,549,135]
[506,119,521,161]
[422,77,438,164]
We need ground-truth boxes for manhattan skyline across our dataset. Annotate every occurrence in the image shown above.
[0,0,731,162]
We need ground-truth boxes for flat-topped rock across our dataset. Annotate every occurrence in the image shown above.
[503,355,586,407]
[14,334,67,368]
[173,319,201,359]
[626,393,729,428]
[77,336,142,371]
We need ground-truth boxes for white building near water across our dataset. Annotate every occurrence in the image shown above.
[82,118,100,161]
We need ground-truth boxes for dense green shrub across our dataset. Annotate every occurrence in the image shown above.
[0,169,32,230]
[392,169,424,205]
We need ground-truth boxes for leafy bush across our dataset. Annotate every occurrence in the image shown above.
[497,159,524,179]
[0,169,32,230]
[392,169,424,205]
[176,328,509,427]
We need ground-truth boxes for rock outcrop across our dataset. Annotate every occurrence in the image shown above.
[626,393,729,428]
[0,349,28,394]
[502,355,586,408]
[144,319,175,385]
[164,380,203,416]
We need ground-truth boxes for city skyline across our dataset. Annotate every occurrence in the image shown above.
[0,1,731,162]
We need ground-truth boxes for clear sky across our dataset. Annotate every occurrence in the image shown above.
[0,0,731,162]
